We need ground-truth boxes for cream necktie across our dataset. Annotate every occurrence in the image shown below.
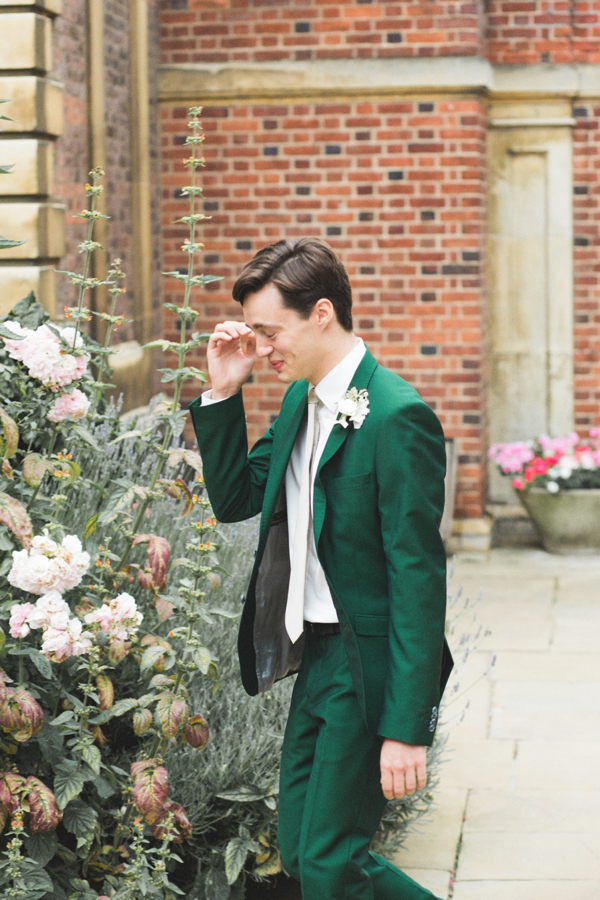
[285,388,320,643]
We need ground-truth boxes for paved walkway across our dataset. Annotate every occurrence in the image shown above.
[389,548,600,900]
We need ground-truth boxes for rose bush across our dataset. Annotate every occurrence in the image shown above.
[0,109,230,899]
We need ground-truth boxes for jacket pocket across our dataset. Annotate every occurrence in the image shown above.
[327,472,373,492]
[354,614,388,636]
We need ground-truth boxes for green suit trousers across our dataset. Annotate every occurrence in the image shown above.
[278,631,442,900]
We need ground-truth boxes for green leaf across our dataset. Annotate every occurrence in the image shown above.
[63,799,98,851]
[65,877,97,900]
[51,710,76,728]
[80,741,101,775]
[25,830,58,867]
[0,526,14,551]
[69,424,100,450]
[208,607,241,620]
[88,697,138,725]
[27,647,53,680]
[203,867,232,900]
[225,828,260,885]
[53,763,86,809]
[0,164,15,174]
[97,478,150,526]
[108,429,145,445]
[140,644,169,676]
[92,774,116,799]
[83,513,99,539]
[35,722,64,768]
[0,236,25,250]
[11,858,54,895]
[193,646,212,675]
[0,323,24,340]
[217,785,271,803]
[0,292,48,328]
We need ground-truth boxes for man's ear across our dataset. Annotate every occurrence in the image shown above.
[313,298,335,328]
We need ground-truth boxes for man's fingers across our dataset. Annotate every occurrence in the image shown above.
[380,740,427,800]
[209,321,253,346]
[380,770,395,801]
[403,768,417,796]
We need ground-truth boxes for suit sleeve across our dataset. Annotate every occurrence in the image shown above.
[189,391,275,523]
[375,400,448,746]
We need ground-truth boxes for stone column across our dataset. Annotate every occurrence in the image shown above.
[0,0,65,316]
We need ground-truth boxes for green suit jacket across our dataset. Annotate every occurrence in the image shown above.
[190,348,453,746]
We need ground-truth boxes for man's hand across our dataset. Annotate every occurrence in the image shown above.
[206,321,256,400]
[380,739,426,800]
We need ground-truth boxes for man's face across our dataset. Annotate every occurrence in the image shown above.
[243,283,325,385]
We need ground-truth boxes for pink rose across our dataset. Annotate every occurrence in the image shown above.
[48,389,90,423]
[9,602,36,638]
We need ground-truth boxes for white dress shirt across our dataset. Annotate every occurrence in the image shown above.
[201,337,366,624]
[286,338,366,622]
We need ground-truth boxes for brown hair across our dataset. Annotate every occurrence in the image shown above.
[232,237,353,331]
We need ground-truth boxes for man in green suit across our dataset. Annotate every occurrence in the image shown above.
[190,238,453,900]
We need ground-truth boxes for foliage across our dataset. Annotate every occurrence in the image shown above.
[489,429,600,493]
[0,109,224,899]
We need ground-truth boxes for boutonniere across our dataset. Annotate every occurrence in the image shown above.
[336,387,370,429]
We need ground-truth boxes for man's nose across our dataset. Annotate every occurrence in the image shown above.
[255,337,273,358]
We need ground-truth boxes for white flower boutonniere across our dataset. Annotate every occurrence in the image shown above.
[336,387,370,429]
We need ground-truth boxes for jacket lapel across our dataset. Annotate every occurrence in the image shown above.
[316,348,378,476]
[313,349,378,547]
[258,383,308,542]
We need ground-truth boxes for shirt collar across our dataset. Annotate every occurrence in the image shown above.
[312,338,366,415]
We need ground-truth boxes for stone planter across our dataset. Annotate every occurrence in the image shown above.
[518,488,600,554]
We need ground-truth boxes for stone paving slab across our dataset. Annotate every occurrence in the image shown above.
[437,739,515,791]
[451,880,600,900]
[441,678,492,741]
[491,703,600,741]
[390,789,466,871]
[463,788,600,833]
[401,869,452,899]
[490,679,600,740]
[449,595,554,651]
[488,650,600,682]
[513,740,600,791]
[550,618,600,652]
[423,552,600,897]
[456,832,600,880]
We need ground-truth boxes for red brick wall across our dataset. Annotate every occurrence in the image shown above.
[160,0,483,63]
[53,0,89,306]
[53,1,163,344]
[161,98,488,518]
[159,0,600,521]
[486,1,600,64]
[573,101,600,431]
